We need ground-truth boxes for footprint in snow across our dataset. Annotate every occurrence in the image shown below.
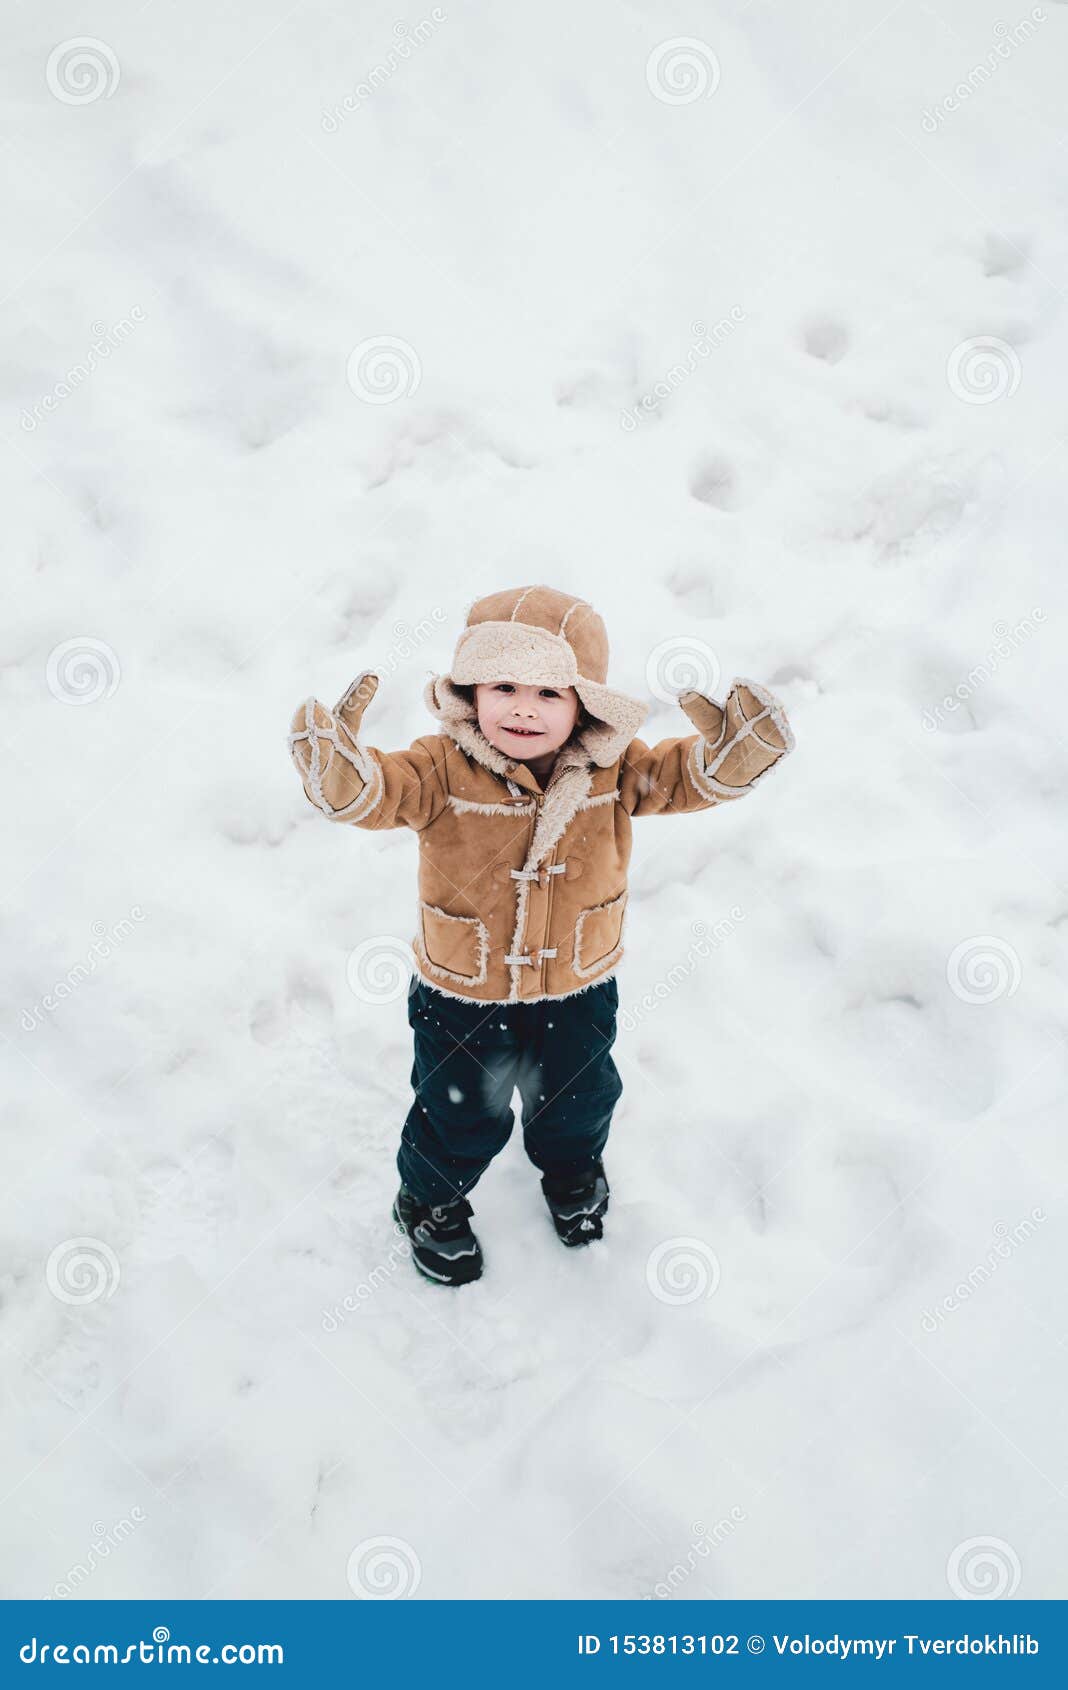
[800,313,850,365]
[980,230,1031,279]
[688,452,739,511]
[852,391,928,430]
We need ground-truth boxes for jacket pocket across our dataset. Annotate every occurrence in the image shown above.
[573,890,627,977]
[418,901,489,985]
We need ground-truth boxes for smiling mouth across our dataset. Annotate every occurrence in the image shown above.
[503,726,543,737]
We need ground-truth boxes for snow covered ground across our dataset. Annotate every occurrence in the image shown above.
[2,0,1066,1601]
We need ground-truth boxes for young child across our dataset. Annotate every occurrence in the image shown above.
[289,585,793,1286]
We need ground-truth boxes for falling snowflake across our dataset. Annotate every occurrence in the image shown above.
[447,1084,464,1104]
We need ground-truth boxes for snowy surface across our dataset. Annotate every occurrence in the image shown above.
[2,0,1067,1601]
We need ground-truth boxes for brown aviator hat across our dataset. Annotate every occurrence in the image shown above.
[423,584,649,768]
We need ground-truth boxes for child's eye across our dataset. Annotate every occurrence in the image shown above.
[540,689,559,698]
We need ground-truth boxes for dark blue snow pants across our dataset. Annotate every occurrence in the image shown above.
[397,975,624,1206]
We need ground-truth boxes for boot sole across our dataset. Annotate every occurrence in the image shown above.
[556,1223,604,1247]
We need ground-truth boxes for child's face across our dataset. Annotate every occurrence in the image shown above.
[475,682,579,760]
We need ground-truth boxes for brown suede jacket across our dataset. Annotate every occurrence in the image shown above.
[289,674,793,1005]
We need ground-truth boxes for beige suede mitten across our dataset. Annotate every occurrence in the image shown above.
[288,671,381,819]
[678,677,794,798]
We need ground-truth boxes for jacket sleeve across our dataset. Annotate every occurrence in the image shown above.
[620,677,794,818]
[288,677,450,832]
[619,734,718,817]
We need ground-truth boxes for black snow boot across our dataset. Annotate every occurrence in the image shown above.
[541,1159,610,1247]
[392,1185,484,1286]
